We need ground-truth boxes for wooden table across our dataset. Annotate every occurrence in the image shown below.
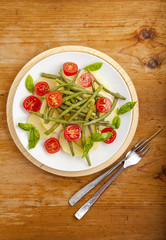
[0,0,165,239]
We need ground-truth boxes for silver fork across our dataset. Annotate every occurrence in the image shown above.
[71,129,161,219]
[69,129,161,207]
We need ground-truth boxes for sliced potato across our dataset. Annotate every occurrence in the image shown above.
[39,99,63,133]
[27,114,55,139]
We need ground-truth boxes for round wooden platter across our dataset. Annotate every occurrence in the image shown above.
[6,46,139,177]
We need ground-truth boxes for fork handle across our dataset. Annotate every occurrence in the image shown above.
[69,159,125,206]
[75,165,124,220]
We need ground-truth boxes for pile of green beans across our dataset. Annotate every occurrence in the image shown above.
[30,70,121,164]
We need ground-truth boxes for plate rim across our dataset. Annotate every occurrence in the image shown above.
[6,45,139,177]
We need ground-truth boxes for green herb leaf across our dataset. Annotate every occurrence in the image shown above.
[18,122,40,149]
[112,116,121,129]
[91,132,112,142]
[82,137,94,158]
[18,123,34,131]
[84,62,103,71]
[28,127,40,149]
[25,74,34,93]
[117,102,137,115]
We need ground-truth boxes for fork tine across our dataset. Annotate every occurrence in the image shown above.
[134,138,145,148]
[141,144,152,157]
[137,142,151,153]
[135,129,161,152]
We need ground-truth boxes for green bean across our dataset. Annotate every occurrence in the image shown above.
[62,92,82,102]
[85,100,95,120]
[90,78,99,133]
[58,90,83,101]
[63,100,91,114]
[61,101,96,116]
[29,111,43,117]
[84,98,118,125]
[95,112,100,133]
[55,78,65,85]
[70,98,77,104]
[59,69,71,83]
[88,125,93,135]
[68,141,75,156]
[47,117,85,124]
[69,85,103,121]
[94,122,115,128]
[97,120,110,124]
[82,100,94,166]
[41,72,61,80]
[44,123,60,135]
[57,98,87,118]
[48,108,55,117]
[89,71,126,100]
[63,124,75,156]
[74,141,83,149]
[56,108,63,114]
[73,69,81,82]
[59,105,95,119]
[44,104,49,123]
[81,100,94,146]
[44,108,55,124]
[85,154,91,166]
[29,111,86,124]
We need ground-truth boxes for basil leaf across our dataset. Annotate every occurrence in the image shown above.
[117,102,136,115]
[28,127,40,149]
[18,122,40,149]
[91,132,112,142]
[25,74,34,93]
[18,123,34,131]
[112,116,121,129]
[82,137,94,158]
[84,62,103,71]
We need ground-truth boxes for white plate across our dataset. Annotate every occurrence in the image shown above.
[7,46,138,177]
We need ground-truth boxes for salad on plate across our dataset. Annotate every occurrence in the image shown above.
[18,61,136,166]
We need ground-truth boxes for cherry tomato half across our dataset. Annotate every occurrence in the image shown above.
[96,97,112,113]
[44,138,61,154]
[63,62,78,76]
[46,91,63,109]
[23,95,41,112]
[64,124,82,141]
[101,128,117,144]
[79,72,95,88]
[34,82,49,96]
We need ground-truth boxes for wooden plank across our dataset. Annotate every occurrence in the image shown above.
[0,0,165,239]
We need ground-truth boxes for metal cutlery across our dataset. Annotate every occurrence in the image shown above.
[69,129,161,219]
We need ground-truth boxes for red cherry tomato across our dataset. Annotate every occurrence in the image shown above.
[96,97,112,113]
[44,138,61,154]
[63,62,78,76]
[34,82,49,96]
[101,128,117,144]
[46,91,63,109]
[23,96,41,112]
[64,124,82,141]
[79,72,95,88]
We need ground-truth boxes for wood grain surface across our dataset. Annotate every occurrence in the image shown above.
[0,0,166,239]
